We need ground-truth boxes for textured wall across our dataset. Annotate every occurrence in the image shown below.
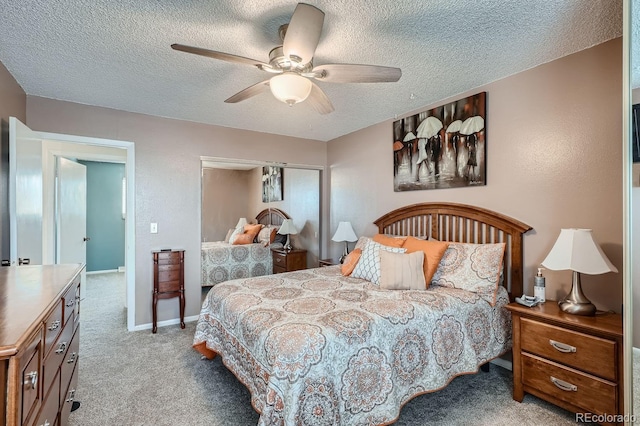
[328,38,624,313]
[79,160,125,272]
[0,61,26,262]
[25,97,327,327]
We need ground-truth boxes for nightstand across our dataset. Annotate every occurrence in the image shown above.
[271,248,307,273]
[152,249,185,333]
[318,258,339,267]
[506,302,623,422]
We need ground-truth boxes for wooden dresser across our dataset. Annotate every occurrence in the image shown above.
[0,263,84,426]
[271,248,307,274]
[152,250,185,333]
[507,302,623,424]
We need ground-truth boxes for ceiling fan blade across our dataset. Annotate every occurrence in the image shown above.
[224,80,271,103]
[307,82,334,115]
[282,3,324,65]
[171,43,271,69]
[310,64,402,83]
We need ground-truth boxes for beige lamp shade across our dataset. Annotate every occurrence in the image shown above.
[331,222,357,242]
[235,217,248,229]
[541,228,617,274]
[277,219,298,236]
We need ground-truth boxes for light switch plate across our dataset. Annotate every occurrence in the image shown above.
[150,223,158,234]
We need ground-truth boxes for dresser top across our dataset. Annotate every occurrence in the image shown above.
[0,264,84,358]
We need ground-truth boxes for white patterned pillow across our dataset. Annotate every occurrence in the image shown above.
[351,239,406,285]
[431,242,505,306]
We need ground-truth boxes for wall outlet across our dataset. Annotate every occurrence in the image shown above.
[150,223,158,234]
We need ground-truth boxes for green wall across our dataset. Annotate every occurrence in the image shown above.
[79,160,125,272]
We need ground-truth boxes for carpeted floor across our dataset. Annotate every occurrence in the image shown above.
[70,272,626,425]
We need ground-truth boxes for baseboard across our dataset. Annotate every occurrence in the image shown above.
[117,266,125,272]
[490,358,512,371]
[86,269,118,275]
[133,314,199,332]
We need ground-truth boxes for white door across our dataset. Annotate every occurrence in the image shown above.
[55,157,87,268]
[9,117,44,265]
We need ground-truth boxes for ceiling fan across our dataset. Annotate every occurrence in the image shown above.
[171,3,402,114]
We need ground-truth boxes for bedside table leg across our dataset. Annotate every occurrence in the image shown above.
[179,289,185,329]
[152,291,158,334]
[511,315,523,401]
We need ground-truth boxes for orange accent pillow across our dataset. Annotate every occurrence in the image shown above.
[341,249,362,276]
[232,233,254,245]
[244,224,263,242]
[401,237,449,287]
[373,234,406,248]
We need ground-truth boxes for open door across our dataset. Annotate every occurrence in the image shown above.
[56,157,87,266]
[9,117,44,265]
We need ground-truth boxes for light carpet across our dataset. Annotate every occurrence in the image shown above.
[70,272,616,425]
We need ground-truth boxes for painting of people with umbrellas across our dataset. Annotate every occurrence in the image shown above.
[393,92,486,191]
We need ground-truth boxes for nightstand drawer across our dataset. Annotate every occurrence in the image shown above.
[273,265,286,274]
[273,252,287,267]
[521,317,617,381]
[522,353,617,416]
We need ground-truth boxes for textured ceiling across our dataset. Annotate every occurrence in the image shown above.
[0,0,623,141]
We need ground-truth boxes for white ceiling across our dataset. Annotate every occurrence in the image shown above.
[0,1,624,142]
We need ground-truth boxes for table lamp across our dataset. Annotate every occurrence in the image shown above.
[277,219,297,251]
[235,217,248,229]
[332,221,358,263]
[541,228,617,316]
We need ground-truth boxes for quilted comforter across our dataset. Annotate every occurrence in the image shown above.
[201,241,273,287]
[194,265,512,425]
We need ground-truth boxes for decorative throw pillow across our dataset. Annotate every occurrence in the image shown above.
[341,248,362,276]
[372,233,406,248]
[244,224,263,242]
[379,250,426,290]
[431,242,506,306]
[401,237,450,287]
[228,227,244,244]
[354,236,370,251]
[232,233,254,245]
[350,239,406,285]
[257,226,278,245]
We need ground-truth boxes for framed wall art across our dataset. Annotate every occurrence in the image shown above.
[262,166,283,202]
[393,92,486,191]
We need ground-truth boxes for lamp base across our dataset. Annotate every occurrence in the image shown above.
[558,271,596,316]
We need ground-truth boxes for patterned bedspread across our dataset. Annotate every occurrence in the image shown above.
[201,241,273,287]
[194,265,512,425]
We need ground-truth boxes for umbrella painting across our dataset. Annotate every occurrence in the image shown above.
[393,92,486,191]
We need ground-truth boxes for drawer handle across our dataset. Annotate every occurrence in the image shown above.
[549,339,576,353]
[48,320,61,331]
[66,300,75,308]
[56,341,68,354]
[550,376,578,392]
[66,389,76,403]
[67,352,77,364]
[24,371,38,389]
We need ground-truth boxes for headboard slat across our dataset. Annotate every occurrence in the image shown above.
[374,202,532,301]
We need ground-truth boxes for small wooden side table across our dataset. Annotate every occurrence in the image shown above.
[152,249,185,333]
[271,247,307,273]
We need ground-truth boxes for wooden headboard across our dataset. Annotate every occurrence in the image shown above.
[255,208,290,227]
[374,202,532,300]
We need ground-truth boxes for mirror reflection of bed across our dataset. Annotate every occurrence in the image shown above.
[200,158,321,300]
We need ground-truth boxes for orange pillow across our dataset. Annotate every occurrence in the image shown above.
[244,224,263,242]
[232,233,254,245]
[401,237,449,287]
[373,234,406,248]
[341,249,362,276]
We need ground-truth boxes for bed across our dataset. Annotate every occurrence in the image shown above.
[194,202,532,425]
[201,208,291,287]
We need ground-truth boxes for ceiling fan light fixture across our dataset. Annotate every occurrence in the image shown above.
[269,72,312,106]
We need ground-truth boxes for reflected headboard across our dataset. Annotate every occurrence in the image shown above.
[374,202,532,301]
[256,208,290,227]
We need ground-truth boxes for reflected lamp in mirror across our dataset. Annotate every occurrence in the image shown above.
[541,228,618,316]
[332,221,358,264]
[277,219,297,251]
[235,217,248,229]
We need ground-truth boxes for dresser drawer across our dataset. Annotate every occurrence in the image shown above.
[272,252,287,268]
[34,369,60,426]
[273,265,286,274]
[156,251,183,264]
[158,269,181,283]
[43,317,74,396]
[157,263,180,273]
[60,328,79,395]
[521,317,617,381]
[522,353,617,416]
[62,278,80,325]
[43,299,64,358]
[158,280,181,293]
[59,362,79,426]
[20,337,42,425]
